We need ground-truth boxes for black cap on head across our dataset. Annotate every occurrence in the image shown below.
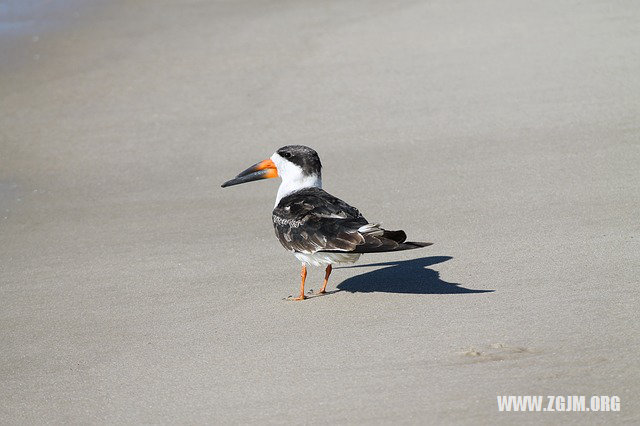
[276,145,322,177]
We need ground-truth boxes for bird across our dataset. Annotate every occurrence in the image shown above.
[221,145,432,300]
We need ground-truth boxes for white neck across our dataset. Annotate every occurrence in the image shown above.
[271,153,322,207]
[275,174,322,207]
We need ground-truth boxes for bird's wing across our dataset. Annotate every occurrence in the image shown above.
[272,188,368,254]
[329,225,432,253]
[272,188,431,254]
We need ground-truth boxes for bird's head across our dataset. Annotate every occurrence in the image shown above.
[221,145,322,190]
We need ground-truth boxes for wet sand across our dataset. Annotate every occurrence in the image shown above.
[1,0,639,423]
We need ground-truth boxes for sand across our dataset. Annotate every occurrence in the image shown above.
[1,0,639,423]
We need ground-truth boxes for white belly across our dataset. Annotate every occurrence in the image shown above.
[294,251,361,267]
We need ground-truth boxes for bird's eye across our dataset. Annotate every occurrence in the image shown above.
[281,152,291,158]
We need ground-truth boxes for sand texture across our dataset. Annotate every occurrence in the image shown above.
[1,0,639,423]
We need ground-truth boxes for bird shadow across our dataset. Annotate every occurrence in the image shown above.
[333,256,492,295]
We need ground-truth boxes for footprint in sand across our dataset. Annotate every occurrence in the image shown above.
[460,343,540,363]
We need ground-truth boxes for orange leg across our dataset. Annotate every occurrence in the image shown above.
[291,264,307,301]
[319,264,332,294]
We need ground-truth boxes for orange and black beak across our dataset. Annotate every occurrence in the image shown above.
[221,159,278,188]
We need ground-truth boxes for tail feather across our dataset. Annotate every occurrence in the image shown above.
[382,229,407,243]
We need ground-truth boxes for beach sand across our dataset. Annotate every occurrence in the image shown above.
[1,0,639,423]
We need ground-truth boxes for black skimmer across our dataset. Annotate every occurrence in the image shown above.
[221,145,432,300]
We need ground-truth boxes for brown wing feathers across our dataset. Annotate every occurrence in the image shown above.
[327,226,432,254]
[272,187,431,254]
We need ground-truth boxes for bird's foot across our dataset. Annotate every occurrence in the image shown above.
[306,288,330,298]
[287,294,306,301]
